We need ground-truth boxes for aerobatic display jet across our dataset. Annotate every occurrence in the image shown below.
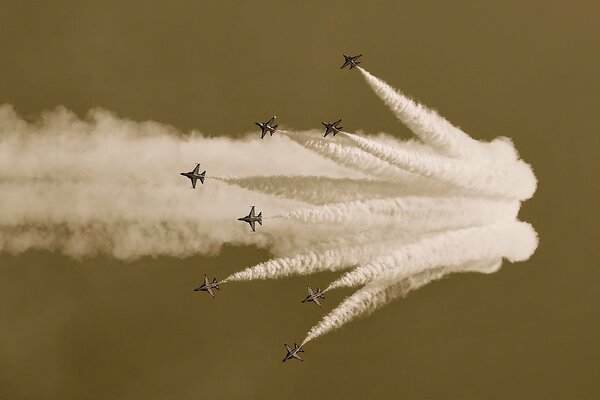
[180,163,206,189]
[321,118,343,137]
[282,343,305,362]
[238,206,263,232]
[340,53,362,70]
[255,116,278,139]
[193,274,220,298]
[301,286,325,307]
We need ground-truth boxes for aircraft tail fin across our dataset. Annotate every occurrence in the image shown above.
[257,212,262,225]
[270,125,278,135]
[199,171,206,184]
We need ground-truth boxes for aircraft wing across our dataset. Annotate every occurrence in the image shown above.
[204,275,209,286]
[267,116,275,125]
[340,60,350,69]
[334,119,342,126]
[193,164,200,174]
[207,287,215,297]
[191,177,197,189]
[250,206,255,218]
[285,344,292,352]
[307,286,313,296]
[293,353,303,361]
[314,298,322,307]
[249,220,256,232]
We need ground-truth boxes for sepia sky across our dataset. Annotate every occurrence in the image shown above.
[0,1,599,399]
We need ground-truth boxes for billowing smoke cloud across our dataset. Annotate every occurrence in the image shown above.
[0,105,349,259]
[327,221,537,290]
[0,66,538,349]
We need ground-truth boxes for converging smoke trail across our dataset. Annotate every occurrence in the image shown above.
[0,64,539,349]
[302,258,502,345]
[280,130,436,185]
[274,196,519,230]
[341,132,537,200]
[327,221,537,290]
[358,67,488,160]
[214,175,436,205]
[222,234,419,282]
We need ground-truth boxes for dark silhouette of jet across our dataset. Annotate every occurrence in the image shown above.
[282,343,305,362]
[340,53,362,70]
[193,274,220,298]
[238,206,262,232]
[255,116,278,139]
[321,118,343,137]
[301,286,325,307]
[180,163,206,188]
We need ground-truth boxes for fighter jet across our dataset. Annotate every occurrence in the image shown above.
[180,163,206,189]
[282,343,305,362]
[193,274,220,298]
[321,118,343,137]
[340,53,362,70]
[301,286,325,307]
[238,206,262,232]
[255,116,278,139]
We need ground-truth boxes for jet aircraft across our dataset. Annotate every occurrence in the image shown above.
[255,116,278,139]
[301,286,325,307]
[340,53,362,70]
[193,274,220,298]
[282,343,305,362]
[180,163,206,188]
[238,206,263,232]
[321,118,343,137]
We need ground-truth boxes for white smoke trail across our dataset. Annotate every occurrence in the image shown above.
[357,67,517,163]
[302,258,502,344]
[341,132,537,200]
[214,175,439,205]
[328,221,537,290]
[0,105,349,259]
[222,232,421,282]
[274,196,520,231]
[280,130,435,184]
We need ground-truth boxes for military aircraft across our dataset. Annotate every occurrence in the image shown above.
[321,118,343,137]
[180,163,206,189]
[282,343,305,362]
[301,286,325,307]
[255,116,278,139]
[193,274,220,298]
[238,206,262,232]
[340,53,362,70]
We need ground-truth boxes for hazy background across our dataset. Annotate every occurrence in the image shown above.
[1,1,599,399]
